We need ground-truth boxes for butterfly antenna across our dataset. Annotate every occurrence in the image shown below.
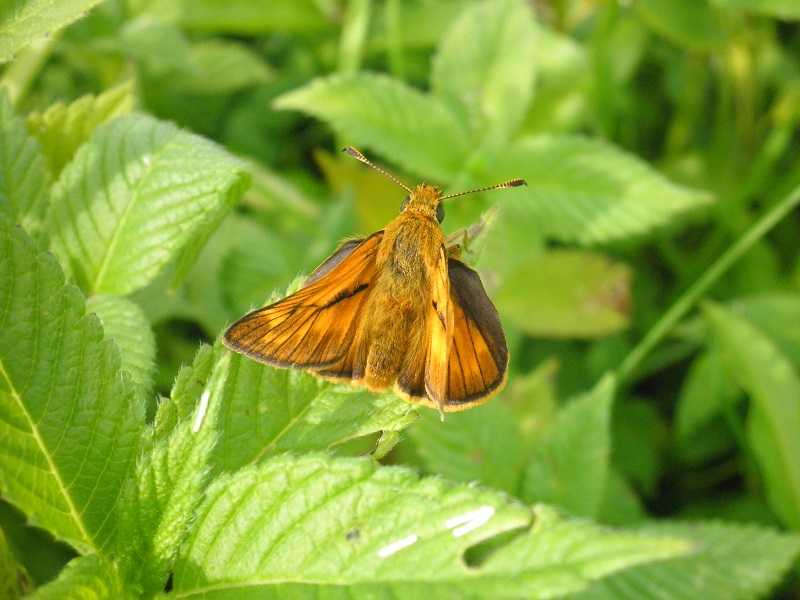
[440,178,527,201]
[342,146,412,193]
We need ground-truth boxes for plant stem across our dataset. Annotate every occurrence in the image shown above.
[617,182,800,384]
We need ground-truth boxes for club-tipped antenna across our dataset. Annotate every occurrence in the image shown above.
[342,146,412,193]
[440,178,527,201]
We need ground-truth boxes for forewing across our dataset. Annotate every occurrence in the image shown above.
[444,259,508,409]
[223,232,382,368]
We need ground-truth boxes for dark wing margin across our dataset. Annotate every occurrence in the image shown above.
[222,232,383,369]
[443,259,508,409]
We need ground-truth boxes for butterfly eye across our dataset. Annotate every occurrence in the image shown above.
[400,197,409,212]
[436,203,445,223]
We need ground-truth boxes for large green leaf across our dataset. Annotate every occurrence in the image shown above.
[173,454,690,598]
[45,113,250,295]
[0,0,107,63]
[431,0,537,140]
[0,89,48,232]
[495,250,631,338]
[493,135,713,245]
[117,352,230,595]
[704,303,800,529]
[521,375,614,518]
[406,400,526,494]
[571,522,800,600]
[0,220,144,554]
[212,351,417,472]
[273,73,469,181]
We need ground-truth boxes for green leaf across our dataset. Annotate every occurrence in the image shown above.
[0,0,107,63]
[274,73,469,181]
[173,0,333,34]
[0,526,25,598]
[117,351,230,595]
[521,375,615,518]
[431,0,537,140]
[571,522,800,600]
[0,220,144,554]
[0,89,48,232]
[675,347,738,451]
[635,0,728,50]
[729,293,800,369]
[86,295,155,403]
[154,344,214,442]
[495,249,631,338]
[26,81,135,178]
[406,401,527,494]
[704,303,800,529]
[173,454,691,598]
[710,0,800,19]
[181,40,272,94]
[494,135,714,245]
[27,555,126,600]
[45,113,250,296]
[212,352,417,472]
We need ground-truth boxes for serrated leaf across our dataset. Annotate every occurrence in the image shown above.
[495,249,631,338]
[521,375,615,518]
[86,295,155,403]
[0,0,106,63]
[274,73,469,181]
[0,220,144,554]
[212,352,417,472]
[406,401,526,494]
[494,135,714,245]
[635,0,728,50]
[704,303,800,529]
[154,344,215,442]
[117,351,229,595]
[26,555,125,600]
[0,89,49,232]
[45,113,250,296]
[173,454,690,598]
[710,0,800,19]
[26,81,135,178]
[571,521,800,600]
[431,0,537,140]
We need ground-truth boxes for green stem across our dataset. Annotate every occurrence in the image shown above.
[616,182,800,383]
[338,0,372,75]
[0,37,55,107]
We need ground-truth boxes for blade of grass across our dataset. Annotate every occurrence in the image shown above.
[617,182,800,383]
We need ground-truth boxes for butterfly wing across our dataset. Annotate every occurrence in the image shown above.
[442,259,508,409]
[223,232,382,369]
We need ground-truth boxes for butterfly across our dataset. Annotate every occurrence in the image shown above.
[223,147,526,418]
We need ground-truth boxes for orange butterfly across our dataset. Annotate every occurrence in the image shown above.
[223,147,526,418]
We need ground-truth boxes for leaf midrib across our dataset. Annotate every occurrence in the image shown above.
[0,355,94,549]
[90,130,163,294]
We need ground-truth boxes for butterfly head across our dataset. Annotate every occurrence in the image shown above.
[401,183,445,223]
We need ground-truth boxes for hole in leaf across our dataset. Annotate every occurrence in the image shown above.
[462,525,528,569]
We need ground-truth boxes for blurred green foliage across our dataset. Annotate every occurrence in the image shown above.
[2,0,800,598]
